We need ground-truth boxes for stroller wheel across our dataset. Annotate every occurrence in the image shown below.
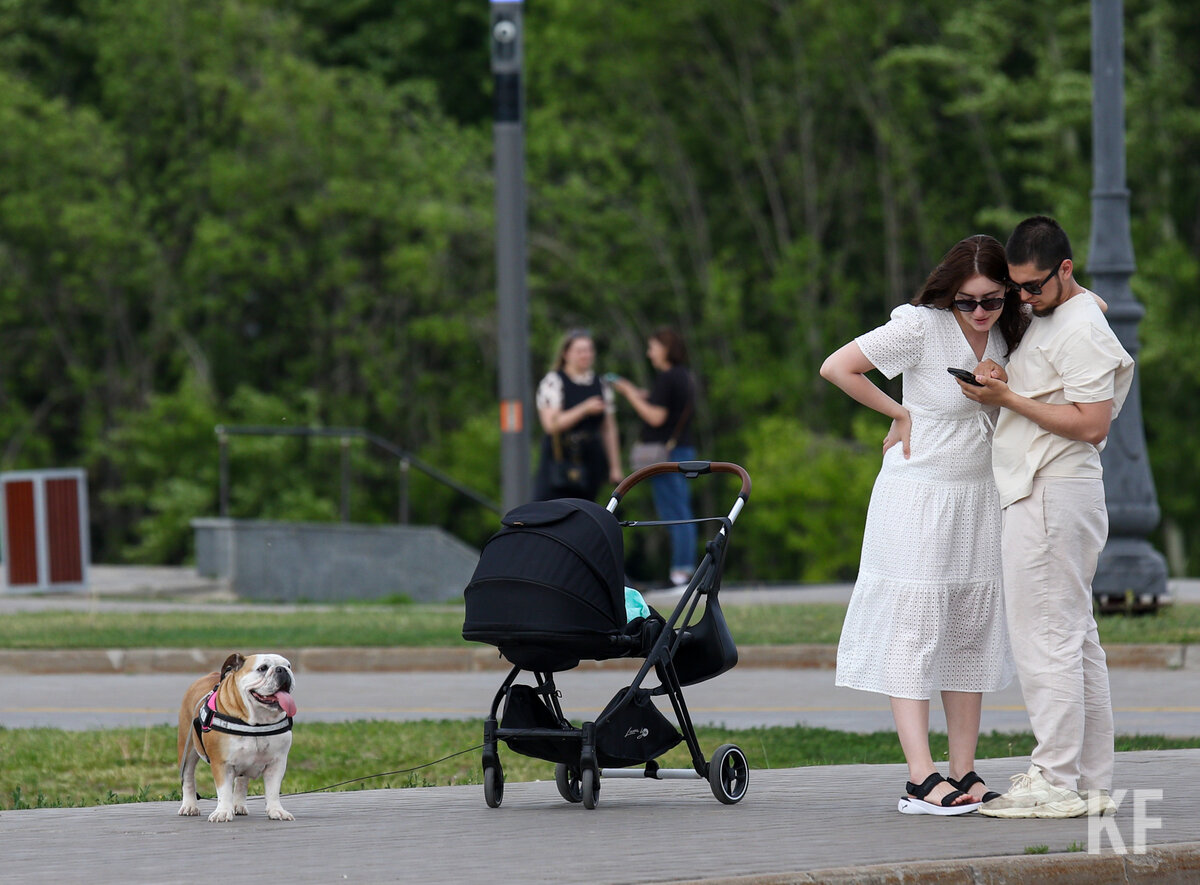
[484,764,504,808]
[580,768,600,810]
[555,764,583,803]
[708,744,749,805]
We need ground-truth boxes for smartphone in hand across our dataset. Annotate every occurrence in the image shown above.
[947,367,984,387]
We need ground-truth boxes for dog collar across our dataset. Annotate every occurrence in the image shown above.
[196,689,293,737]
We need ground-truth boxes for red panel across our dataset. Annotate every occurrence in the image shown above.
[4,480,39,585]
[46,477,84,583]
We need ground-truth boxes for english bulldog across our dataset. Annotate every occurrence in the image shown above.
[177,652,298,822]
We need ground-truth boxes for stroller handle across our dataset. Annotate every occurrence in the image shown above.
[609,461,751,505]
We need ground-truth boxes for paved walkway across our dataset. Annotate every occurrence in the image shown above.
[2,751,1197,883]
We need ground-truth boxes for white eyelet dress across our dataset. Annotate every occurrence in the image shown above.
[835,304,1016,699]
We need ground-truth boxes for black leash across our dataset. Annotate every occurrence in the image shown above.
[197,724,566,801]
[232,743,486,802]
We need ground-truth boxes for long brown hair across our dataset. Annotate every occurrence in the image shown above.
[550,328,593,371]
[911,234,1028,354]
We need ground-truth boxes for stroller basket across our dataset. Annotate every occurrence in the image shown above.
[499,684,681,768]
[462,460,753,810]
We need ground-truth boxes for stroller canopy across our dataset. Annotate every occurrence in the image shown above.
[463,498,628,661]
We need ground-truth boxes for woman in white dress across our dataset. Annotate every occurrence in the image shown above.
[820,234,1027,815]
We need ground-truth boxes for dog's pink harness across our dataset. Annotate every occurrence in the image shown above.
[191,685,294,763]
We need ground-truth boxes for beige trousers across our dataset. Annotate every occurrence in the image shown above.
[1001,477,1114,792]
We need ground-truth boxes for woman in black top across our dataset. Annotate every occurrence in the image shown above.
[532,329,623,501]
[611,328,697,587]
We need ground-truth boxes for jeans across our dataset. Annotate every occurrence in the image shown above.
[651,444,698,571]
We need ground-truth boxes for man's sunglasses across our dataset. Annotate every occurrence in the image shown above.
[953,297,1006,312]
[1009,259,1065,296]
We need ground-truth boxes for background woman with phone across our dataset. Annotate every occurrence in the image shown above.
[610,327,697,589]
[819,234,1026,815]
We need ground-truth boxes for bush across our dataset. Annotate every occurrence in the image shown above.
[733,414,881,582]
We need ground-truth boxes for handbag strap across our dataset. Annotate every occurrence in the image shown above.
[666,372,694,449]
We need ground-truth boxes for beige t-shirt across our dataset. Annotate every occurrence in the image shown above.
[992,290,1135,508]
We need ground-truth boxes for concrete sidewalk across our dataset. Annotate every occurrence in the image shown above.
[2,566,1195,609]
[1,751,1197,884]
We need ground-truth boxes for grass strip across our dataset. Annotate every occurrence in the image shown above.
[2,603,1198,649]
[3,720,1196,811]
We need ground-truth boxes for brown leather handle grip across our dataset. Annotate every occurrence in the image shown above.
[609,460,751,503]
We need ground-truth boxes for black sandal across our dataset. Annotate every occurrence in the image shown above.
[948,770,1001,803]
[898,772,979,816]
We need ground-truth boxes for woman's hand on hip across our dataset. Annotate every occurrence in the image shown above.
[882,410,912,459]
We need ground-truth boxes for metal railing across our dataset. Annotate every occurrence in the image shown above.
[215,425,501,523]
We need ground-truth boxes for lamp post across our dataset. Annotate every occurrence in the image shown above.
[491,0,532,512]
[1088,0,1168,605]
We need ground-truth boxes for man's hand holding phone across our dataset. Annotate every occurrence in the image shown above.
[953,368,1010,407]
[947,367,984,386]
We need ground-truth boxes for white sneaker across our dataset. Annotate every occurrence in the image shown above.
[1080,789,1117,816]
[979,765,1087,819]
[668,569,691,588]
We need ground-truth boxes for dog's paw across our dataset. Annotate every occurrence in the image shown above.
[178,803,200,817]
[208,807,235,823]
[267,807,294,821]
[234,804,248,816]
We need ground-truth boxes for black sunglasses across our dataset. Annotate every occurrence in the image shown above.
[953,296,1006,312]
[1009,259,1065,296]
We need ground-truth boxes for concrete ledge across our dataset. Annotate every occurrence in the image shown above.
[1105,644,1184,669]
[7,643,1194,674]
[192,518,479,603]
[694,841,1200,885]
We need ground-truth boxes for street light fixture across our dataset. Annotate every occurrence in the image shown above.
[1088,0,1168,609]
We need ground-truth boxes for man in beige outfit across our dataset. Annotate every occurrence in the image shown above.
[958,216,1134,818]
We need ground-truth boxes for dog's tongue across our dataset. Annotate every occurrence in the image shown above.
[274,690,297,717]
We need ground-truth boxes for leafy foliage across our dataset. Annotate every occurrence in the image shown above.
[0,1,1198,576]
[736,415,882,581]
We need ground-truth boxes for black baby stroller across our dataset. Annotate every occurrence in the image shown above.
[462,460,751,809]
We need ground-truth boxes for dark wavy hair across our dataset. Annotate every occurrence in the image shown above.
[649,327,689,366]
[911,234,1029,354]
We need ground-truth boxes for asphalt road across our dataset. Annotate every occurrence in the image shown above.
[4,665,1199,736]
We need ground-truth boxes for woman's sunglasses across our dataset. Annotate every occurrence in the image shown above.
[953,297,1006,312]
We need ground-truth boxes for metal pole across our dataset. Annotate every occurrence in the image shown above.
[340,436,351,522]
[217,426,229,517]
[1088,0,1168,604]
[398,458,410,525]
[492,0,532,513]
